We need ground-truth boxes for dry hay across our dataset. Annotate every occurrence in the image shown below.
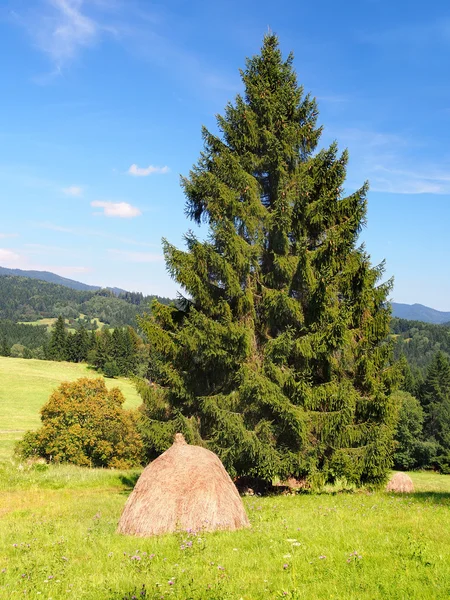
[117,433,250,536]
[386,472,414,493]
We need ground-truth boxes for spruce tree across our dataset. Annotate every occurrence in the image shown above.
[47,316,68,361]
[140,35,399,486]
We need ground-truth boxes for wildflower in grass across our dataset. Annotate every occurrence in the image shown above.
[218,565,225,571]
[168,580,174,586]
[319,555,326,560]
[292,542,301,547]
[283,563,289,570]
[286,539,297,543]
[61,556,68,561]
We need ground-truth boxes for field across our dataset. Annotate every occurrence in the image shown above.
[18,315,107,333]
[1,358,449,599]
[0,357,141,461]
[0,466,449,599]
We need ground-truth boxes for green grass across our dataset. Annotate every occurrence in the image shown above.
[1,357,449,598]
[0,465,449,599]
[0,357,141,461]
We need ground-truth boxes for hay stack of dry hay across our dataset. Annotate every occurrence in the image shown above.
[117,433,250,536]
[386,472,414,493]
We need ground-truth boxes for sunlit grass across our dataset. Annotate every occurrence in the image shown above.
[0,465,449,599]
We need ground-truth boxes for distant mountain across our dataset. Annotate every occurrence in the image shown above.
[391,302,450,325]
[0,266,126,295]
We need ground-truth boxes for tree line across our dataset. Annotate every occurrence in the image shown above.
[394,351,450,473]
[1,315,149,378]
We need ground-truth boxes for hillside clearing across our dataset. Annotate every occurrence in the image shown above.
[0,357,141,461]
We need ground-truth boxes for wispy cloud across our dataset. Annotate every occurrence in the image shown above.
[128,164,170,176]
[12,0,116,76]
[108,249,164,263]
[0,248,20,264]
[326,127,450,195]
[35,222,158,247]
[0,233,19,239]
[62,185,83,196]
[0,244,92,276]
[12,1,238,95]
[91,200,141,218]
[49,265,92,276]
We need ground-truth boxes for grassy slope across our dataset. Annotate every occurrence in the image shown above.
[0,465,449,599]
[0,357,141,461]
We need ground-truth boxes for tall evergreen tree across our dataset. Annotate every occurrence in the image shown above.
[47,316,68,361]
[140,35,399,486]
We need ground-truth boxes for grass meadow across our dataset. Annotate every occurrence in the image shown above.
[1,358,449,599]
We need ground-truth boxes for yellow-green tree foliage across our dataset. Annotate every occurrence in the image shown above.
[18,378,143,468]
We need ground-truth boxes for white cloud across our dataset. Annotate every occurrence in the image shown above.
[0,233,18,239]
[128,164,170,176]
[62,185,83,196]
[108,249,164,263]
[0,248,21,265]
[91,201,141,218]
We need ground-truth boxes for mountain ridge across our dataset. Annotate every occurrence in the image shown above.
[391,302,450,325]
[0,266,126,295]
[2,266,449,324]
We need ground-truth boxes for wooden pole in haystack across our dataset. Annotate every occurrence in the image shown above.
[117,433,250,536]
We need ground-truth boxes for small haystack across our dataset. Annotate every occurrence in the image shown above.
[117,434,250,536]
[386,472,414,493]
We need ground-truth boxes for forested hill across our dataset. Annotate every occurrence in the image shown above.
[391,317,450,371]
[0,275,172,326]
[0,266,125,294]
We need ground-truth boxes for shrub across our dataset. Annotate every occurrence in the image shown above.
[16,378,144,468]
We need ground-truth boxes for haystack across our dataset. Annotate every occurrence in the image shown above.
[117,434,250,536]
[386,472,414,493]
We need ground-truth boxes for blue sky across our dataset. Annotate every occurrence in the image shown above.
[0,0,449,309]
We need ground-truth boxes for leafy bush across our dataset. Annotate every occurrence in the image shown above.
[16,378,144,468]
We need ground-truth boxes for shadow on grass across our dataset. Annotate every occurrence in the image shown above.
[388,491,450,505]
[119,472,140,491]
